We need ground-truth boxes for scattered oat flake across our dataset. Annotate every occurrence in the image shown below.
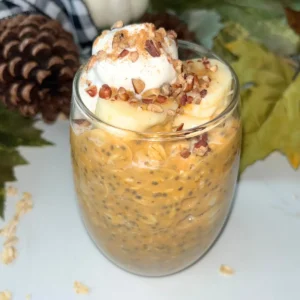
[6,186,18,197]
[0,290,12,300]
[1,245,17,264]
[219,264,235,276]
[3,236,18,247]
[74,281,89,295]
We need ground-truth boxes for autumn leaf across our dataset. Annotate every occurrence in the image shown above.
[0,103,53,218]
[223,39,300,172]
[240,74,300,172]
[226,40,294,134]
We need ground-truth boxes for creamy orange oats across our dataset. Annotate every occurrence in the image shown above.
[70,22,240,276]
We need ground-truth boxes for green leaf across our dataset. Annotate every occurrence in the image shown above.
[182,9,223,49]
[0,184,4,218]
[0,103,53,218]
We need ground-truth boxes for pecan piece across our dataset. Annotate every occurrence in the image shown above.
[142,98,154,104]
[99,84,112,99]
[180,148,191,159]
[210,65,218,72]
[167,30,177,39]
[200,89,207,98]
[129,51,139,62]
[117,87,129,101]
[111,20,123,30]
[118,49,129,58]
[180,93,188,107]
[147,103,164,113]
[156,95,167,103]
[161,83,171,96]
[145,40,160,57]
[184,74,194,92]
[85,85,97,97]
[132,78,145,94]
[176,123,184,131]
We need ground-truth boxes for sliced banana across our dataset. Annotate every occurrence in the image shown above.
[178,59,232,127]
[173,114,210,129]
[95,99,178,132]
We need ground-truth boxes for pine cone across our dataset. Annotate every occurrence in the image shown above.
[141,12,196,42]
[0,14,80,122]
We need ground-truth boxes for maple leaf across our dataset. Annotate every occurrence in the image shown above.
[225,40,299,172]
[240,74,300,172]
[0,104,52,218]
[226,40,294,134]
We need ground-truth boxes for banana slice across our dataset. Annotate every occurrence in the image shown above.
[183,58,232,121]
[95,99,178,132]
[173,114,210,129]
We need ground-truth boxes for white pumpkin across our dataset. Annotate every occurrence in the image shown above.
[83,0,149,29]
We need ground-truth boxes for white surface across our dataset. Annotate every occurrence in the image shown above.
[1,120,300,300]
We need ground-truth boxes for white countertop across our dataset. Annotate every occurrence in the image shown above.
[1,120,299,300]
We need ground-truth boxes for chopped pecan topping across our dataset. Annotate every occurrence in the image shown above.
[129,51,139,62]
[167,30,177,39]
[200,89,207,98]
[145,40,161,57]
[132,78,145,94]
[210,65,218,72]
[180,93,188,106]
[194,133,209,156]
[161,83,171,96]
[176,123,184,131]
[173,59,183,73]
[129,98,139,104]
[167,109,175,116]
[99,84,112,99]
[96,50,107,60]
[195,133,208,148]
[147,103,164,113]
[142,98,154,104]
[187,96,193,103]
[111,20,123,30]
[156,95,167,103]
[184,74,194,92]
[85,85,97,97]
[117,87,129,101]
[202,57,211,69]
[118,49,129,58]
[180,148,191,159]
[202,75,211,82]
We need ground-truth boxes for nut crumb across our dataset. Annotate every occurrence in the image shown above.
[132,78,145,94]
[210,65,218,72]
[0,290,12,300]
[6,186,18,197]
[147,104,164,113]
[129,51,139,62]
[111,20,123,30]
[219,264,235,276]
[74,281,89,295]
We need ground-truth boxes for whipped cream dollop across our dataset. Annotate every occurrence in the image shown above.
[79,23,178,113]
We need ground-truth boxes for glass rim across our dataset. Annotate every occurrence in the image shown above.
[72,40,240,139]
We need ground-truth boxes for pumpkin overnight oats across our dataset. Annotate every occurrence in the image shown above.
[70,21,241,276]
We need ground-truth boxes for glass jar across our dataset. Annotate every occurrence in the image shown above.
[70,40,241,277]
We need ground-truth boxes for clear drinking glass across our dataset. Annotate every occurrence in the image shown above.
[70,40,241,277]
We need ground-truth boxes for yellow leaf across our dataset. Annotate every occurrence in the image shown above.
[225,39,299,172]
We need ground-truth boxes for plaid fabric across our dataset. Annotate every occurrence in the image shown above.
[0,0,98,55]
